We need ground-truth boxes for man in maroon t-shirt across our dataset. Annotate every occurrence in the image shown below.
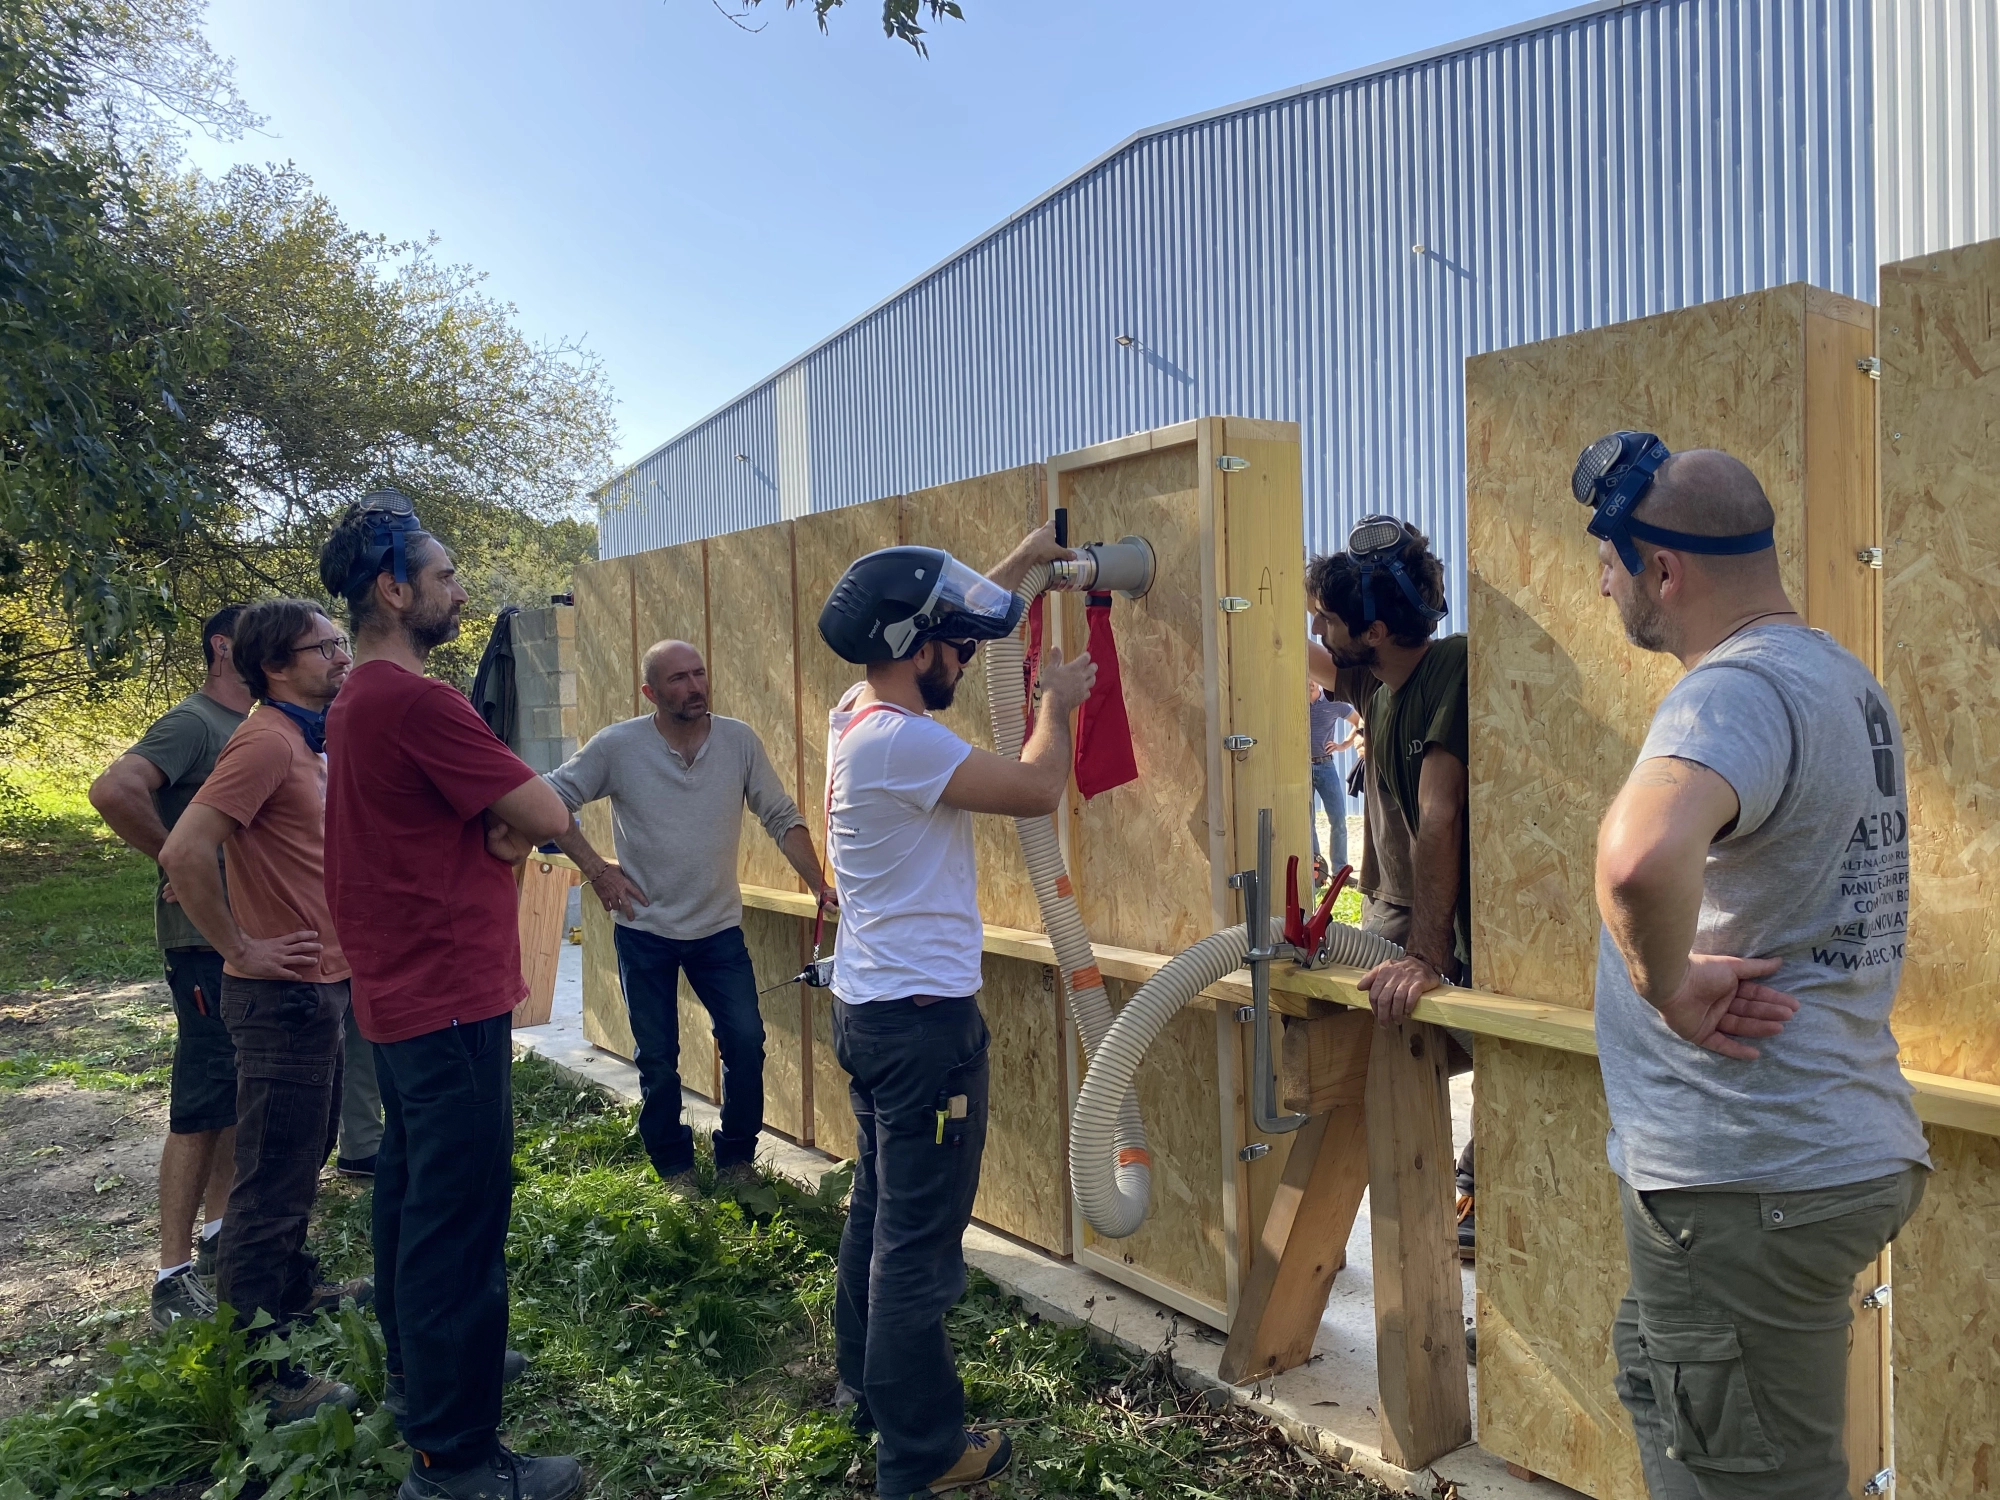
[318,492,578,1500]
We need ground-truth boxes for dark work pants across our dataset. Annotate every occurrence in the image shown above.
[833,995,989,1498]
[612,923,766,1176]
[218,976,346,1328]
[1613,1168,1926,1499]
[372,1013,515,1471]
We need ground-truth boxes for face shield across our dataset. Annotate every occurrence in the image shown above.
[881,555,1025,659]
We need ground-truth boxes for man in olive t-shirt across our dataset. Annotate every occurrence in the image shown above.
[88,604,249,1328]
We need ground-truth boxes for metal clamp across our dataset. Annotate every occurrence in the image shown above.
[1857,356,1882,380]
[1863,1467,1893,1496]
[1223,734,1258,752]
[1216,455,1249,472]
[1219,595,1252,613]
[1237,1143,1271,1162]
[1857,546,1885,569]
[1861,1284,1892,1310]
[1242,807,1308,1137]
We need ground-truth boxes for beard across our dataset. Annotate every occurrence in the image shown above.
[407,585,462,653]
[1329,638,1378,671]
[1617,588,1673,653]
[916,651,959,711]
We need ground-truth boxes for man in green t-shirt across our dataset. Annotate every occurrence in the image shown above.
[1308,523,1477,1262]
[89,605,250,1329]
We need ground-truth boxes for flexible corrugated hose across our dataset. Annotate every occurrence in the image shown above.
[985,567,1405,1238]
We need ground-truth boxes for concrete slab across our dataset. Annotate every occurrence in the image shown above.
[514,936,1584,1500]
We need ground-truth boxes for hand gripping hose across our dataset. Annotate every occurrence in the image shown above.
[985,567,1407,1238]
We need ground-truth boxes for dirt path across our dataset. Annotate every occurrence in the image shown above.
[0,981,178,1415]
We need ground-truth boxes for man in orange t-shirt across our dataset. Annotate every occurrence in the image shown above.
[162,598,366,1422]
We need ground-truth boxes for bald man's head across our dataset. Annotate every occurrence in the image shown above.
[1634,449,1778,579]
[640,639,709,721]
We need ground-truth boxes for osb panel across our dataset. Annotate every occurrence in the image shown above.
[579,897,634,1058]
[898,466,1047,934]
[1078,978,1228,1313]
[743,906,807,1142]
[571,556,632,859]
[707,522,806,898]
[970,955,1069,1256]
[630,541,709,690]
[1060,443,1215,954]
[1473,1038,1640,1499]
[1466,286,1811,1008]
[678,980,720,1106]
[1880,238,2000,1083]
[1892,1124,2000,1500]
[795,498,903,857]
[811,992,860,1162]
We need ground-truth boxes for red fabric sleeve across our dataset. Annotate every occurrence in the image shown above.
[1074,596,1139,799]
[402,681,538,821]
[190,721,288,829]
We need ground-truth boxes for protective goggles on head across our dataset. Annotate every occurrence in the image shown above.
[1573,432,1774,575]
[882,556,1018,660]
[340,488,425,596]
[1347,514,1448,627]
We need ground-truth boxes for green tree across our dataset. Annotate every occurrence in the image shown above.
[722,0,964,54]
[0,0,223,721]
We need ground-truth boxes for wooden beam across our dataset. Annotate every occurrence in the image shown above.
[1281,1006,1373,1115]
[1366,1019,1471,1469]
[513,859,578,1029]
[1218,1023,1373,1384]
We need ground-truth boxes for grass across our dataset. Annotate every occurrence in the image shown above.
[0,764,159,994]
[0,1052,1391,1499]
[0,988,176,1093]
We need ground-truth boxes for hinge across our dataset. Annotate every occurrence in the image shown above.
[1857,356,1881,380]
[1219,595,1252,612]
[1857,547,1884,569]
[1863,1468,1893,1496]
[1223,735,1258,752]
[1216,455,1249,472]
[1237,1142,1271,1162]
[1861,1283,1892,1309]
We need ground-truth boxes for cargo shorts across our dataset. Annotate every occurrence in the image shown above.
[1612,1166,1926,1500]
[164,947,238,1135]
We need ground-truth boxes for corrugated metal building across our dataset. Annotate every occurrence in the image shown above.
[598,0,2000,604]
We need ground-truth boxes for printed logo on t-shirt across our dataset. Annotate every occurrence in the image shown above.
[1812,693,1909,973]
[1860,691,1897,797]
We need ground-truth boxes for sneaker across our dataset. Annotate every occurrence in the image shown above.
[384,1349,527,1424]
[301,1276,375,1317]
[150,1265,216,1331]
[193,1233,221,1297]
[916,1429,1012,1496]
[716,1162,760,1191]
[399,1447,583,1500]
[661,1167,700,1201]
[335,1155,377,1178]
[262,1367,360,1423]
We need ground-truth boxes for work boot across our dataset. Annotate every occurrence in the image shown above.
[915,1429,1012,1496]
[1454,1140,1476,1262]
[301,1276,375,1317]
[150,1265,217,1331]
[261,1365,361,1423]
[661,1167,701,1202]
[384,1349,528,1425]
[716,1162,760,1192]
[399,1447,583,1500]
[335,1154,377,1178]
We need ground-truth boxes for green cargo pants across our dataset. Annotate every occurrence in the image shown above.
[1613,1166,1927,1500]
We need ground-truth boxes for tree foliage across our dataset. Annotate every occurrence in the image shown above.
[724,0,964,54]
[0,0,616,723]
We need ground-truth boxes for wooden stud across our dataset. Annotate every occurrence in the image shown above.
[513,860,578,1029]
[1218,1020,1372,1384]
[1281,1006,1373,1115]
[1504,1461,1544,1483]
[1366,1019,1471,1470]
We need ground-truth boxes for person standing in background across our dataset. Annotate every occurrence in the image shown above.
[87,605,248,1329]
[1308,679,1358,885]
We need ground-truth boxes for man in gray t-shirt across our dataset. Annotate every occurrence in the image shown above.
[1586,444,1927,1500]
[549,638,829,1191]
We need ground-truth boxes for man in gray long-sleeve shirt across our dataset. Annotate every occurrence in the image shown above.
[548,639,831,1189]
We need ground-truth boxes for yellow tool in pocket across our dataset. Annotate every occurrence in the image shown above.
[935,1093,968,1144]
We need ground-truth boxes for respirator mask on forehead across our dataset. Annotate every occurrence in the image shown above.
[1347,514,1448,627]
[1573,432,1774,575]
[340,488,426,596]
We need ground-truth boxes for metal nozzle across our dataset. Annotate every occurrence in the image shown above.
[1050,535,1156,598]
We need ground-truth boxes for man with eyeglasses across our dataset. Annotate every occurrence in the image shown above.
[548,638,831,1195]
[161,599,370,1419]
[815,525,1092,1500]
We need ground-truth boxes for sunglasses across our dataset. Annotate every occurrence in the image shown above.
[937,639,978,665]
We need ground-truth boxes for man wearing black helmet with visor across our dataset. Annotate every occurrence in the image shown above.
[817,523,1092,1500]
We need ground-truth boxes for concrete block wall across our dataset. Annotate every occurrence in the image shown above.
[511,604,578,774]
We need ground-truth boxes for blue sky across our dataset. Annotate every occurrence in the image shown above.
[184,0,1561,469]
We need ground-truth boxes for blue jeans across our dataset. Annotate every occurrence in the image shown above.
[833,995,989,1497]
[612,923,766,1175]
[1311,757,1349,871]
